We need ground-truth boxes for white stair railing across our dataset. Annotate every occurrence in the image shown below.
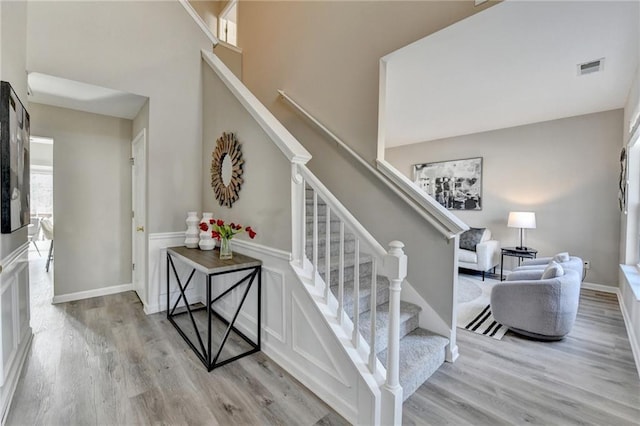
[292,163,406,423]
[200,48,405,424]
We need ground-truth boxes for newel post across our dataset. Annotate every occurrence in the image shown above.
[381,240,406,425]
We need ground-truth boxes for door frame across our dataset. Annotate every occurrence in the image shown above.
[131,128,147,307]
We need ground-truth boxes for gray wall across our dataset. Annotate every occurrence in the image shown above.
[235,1,486,326]
[30,141,53,168]
[202,63,291,251]
[30,103,132,296]
[0,0,28,258]
[26,0,213,233]
[387,109,623,286]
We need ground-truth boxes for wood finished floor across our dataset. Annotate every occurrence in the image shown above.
[7,254,640,425]
[6,255,348,426]
[404,284,640,425]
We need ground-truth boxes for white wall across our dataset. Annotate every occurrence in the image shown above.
[29,103,133,297]
[26,0,213,234]
[387,110,623,286]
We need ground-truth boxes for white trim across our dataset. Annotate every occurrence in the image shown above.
[0,331,32,425]
[0,242,28,276]
[52,283,133,304]
[377,159,468,238]
[177,0,219,47]
[149,231,185,241]
[31,165,52,173]
[215,40,242,54]
[618,287,640,378]
[232,238,292,261]
[581,281,619,294]
[30,136,53,145]
[219,0,237,20]
[202,50,312,165]
[261,346,358,423]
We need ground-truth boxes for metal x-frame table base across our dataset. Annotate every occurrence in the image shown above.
[166,253,261,371]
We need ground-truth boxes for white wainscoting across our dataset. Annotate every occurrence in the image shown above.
[618,266,640,377]
[146,233,368,424]
[0,243,33,424]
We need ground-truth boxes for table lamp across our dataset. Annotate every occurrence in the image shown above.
[507,211,536,250]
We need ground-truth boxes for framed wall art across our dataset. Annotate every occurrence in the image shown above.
[413,157,482,211]
[0,81,30,233]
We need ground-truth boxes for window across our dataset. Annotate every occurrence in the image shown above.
[219,0,238,46]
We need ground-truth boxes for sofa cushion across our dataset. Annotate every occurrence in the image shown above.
[542,261,564,279]
[459,228,487,251]
[553,252,570,263]
[458,249,478,263]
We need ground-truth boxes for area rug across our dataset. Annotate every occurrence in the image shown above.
[457,275,508,340]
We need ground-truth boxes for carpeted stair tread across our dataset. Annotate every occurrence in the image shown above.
[331,275,390,316]
[358,301,421,354]
[316,252,373,273]
[305,233,358,255]
[377,328,449,401]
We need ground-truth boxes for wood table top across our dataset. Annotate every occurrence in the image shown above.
[167,246,262,275]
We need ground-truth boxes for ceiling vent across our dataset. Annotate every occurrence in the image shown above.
[578,58,604,76]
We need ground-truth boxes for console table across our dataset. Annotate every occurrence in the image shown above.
[500,246,538,281]
[166,246,262,371]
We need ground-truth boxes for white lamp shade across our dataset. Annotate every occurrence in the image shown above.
[508,211,536,229]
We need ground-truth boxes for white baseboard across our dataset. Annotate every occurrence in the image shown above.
[52,283,134,304]
[581,281,619,293]
[1,330,32,426]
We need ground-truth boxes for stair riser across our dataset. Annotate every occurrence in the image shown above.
[357,302,422,355]
[319,262,374,286]
[370,313,418,354]
[305,238,357,256]
[338,285,390,319]
[305,219,344,234]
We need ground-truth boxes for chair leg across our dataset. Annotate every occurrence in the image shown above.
[31,240,41,256]
[46,240,54,272]
[482,271,485,281]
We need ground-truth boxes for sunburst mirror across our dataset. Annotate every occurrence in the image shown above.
[211,132,244,207]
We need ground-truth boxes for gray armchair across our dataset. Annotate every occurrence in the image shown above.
[490,268,581,340]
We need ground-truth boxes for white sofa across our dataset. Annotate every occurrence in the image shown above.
[458,228,500,281]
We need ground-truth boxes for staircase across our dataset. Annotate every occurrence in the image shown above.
[305,186,449,401]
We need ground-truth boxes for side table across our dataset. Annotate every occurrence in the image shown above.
[500,246,538,281]
[166,246,262,371]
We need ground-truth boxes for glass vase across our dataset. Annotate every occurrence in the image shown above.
[219,237,232,260]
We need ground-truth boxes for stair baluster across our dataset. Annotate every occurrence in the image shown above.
[337,222,345,325]
[312,191,318,287]
[324,206,331,303]
[368,258,377,374]
[352,238,360,349]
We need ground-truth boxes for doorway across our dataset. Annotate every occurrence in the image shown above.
[29,136,54,309]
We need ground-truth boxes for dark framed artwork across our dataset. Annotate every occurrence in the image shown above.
[413,157,482,210]
[0,81,30,233]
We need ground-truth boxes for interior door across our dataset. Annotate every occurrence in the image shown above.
[132,129,147,305]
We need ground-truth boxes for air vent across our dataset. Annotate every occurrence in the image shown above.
[578,58,604,76]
